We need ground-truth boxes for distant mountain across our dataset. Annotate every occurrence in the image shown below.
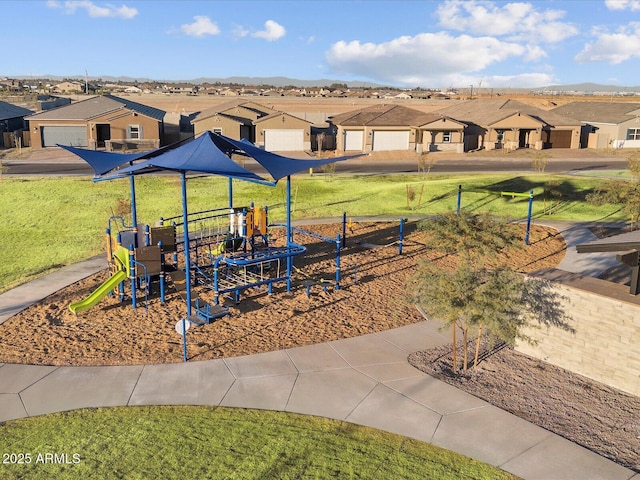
[536,82,640,93]
[8,74,388,89]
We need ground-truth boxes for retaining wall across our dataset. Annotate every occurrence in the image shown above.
[516,268,640,397]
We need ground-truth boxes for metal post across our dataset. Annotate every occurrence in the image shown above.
[342,212,347,248]
[181,172,192,316]
[457,184,462,215]
[399,218,404,255]
[335,234,341,290]
[129,175,138,228]
[525,190,534,246]
[228,176,233,210]
[286,175,292,292]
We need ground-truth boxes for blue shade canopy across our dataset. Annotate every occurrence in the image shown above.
[210,132,363,183]
[100,131,269,183]
[58,144,151,176]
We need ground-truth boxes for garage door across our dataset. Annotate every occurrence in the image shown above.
[372,131,410,151]
[264,129,303,151]
[41,126,87,147]
[344,130,363,151]
[547,130,572,148]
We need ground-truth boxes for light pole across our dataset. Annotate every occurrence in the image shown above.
[469,84,473,100]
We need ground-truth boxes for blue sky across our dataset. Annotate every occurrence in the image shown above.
[3,0,640,88]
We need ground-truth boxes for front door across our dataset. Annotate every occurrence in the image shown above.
[96,124,111,148]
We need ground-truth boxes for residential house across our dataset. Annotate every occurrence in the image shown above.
[550,101,640,149]
[436,99,582,150]
[329,104,465,153]
[0,100,33,147]
[191,101,313,151]
[26,94,166,150]
[53,81,84,94]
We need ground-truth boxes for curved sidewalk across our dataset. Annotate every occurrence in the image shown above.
[0,224,637,480]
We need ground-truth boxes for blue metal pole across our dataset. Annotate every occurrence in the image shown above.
[129,175,138,228]
[181,171,193,316]
[335,234,341,290]
[182,317,188,362]
[228,176,233,210]
[457,184,462,215]
[399,218,404,255]
[342,212,347,248]
[525,189,534,246]
[286,175,292,292]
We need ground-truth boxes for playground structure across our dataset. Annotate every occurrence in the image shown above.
[63,132,365,357]
[456,184,535,245]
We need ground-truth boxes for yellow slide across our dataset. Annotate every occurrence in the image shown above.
[68,270,127,315]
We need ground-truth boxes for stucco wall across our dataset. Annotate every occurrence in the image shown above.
[516,269,640,396]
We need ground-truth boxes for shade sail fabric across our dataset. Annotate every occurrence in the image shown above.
[58,144,150,176]
[210,132,363,182]
[100,131,268,183]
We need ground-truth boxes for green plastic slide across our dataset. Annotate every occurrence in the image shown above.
[68,270,127,315]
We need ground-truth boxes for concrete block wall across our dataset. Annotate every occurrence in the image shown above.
[516,269,640,397]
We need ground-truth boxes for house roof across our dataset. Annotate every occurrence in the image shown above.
[329,104,434,127]
[435,99,580,127]
[253,111,312,125]
[25,94,165,122]
[192,100,277,123]
[551,101,640,125]
[0,100,33,121]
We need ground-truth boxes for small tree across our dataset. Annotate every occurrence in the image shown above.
[531,151,550,173]
[587,157,640,230]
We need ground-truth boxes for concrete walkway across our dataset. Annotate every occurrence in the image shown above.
[0,223,637,480]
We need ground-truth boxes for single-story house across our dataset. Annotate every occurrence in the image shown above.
[550,101,640,149]
[329,104,465,153]
[435,99,582,151]
[191,101,313,151]
[0,100,33,147]
[26,94,166,150]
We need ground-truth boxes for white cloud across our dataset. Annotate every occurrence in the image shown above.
[180,16,220,37]
[47,0,137,19]
[435,0,577,43]
[605,0,640,10]
[252,20,286,41]
[232,24,249,40]
[326,32,532,87]
[575,23,640,64]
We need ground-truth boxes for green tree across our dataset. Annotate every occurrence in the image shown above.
[587,157,640,230]
[412,210,570,372]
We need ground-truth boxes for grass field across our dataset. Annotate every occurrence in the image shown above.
[0,173,624,293]
[0,406,518,480]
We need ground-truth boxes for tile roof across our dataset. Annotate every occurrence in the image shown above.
[551,101,640,125]
[435,99,580,127]
[25,95,165,122]
[329,104,434,126]
[0,101,34,121]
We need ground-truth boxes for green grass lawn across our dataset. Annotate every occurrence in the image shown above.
[0,406,518,480]
[0,173,625,293]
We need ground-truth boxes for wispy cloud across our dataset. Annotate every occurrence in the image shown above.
[252,20,286,41]
[46,0,137,19]
[325,32,546,87]
[605,0,640,10]
[435,0,578,43]
[180,16,220,37]
[575,23,640,64]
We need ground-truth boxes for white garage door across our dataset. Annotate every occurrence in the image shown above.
[41,126,87,147]
[264,129,304,151]
[344,130,364,151]
[372,131,410,151]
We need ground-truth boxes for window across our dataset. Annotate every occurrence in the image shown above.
[442,131,451,143]
[127,125,141,139]
[213,128,222,134]
[627,128,640,141]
